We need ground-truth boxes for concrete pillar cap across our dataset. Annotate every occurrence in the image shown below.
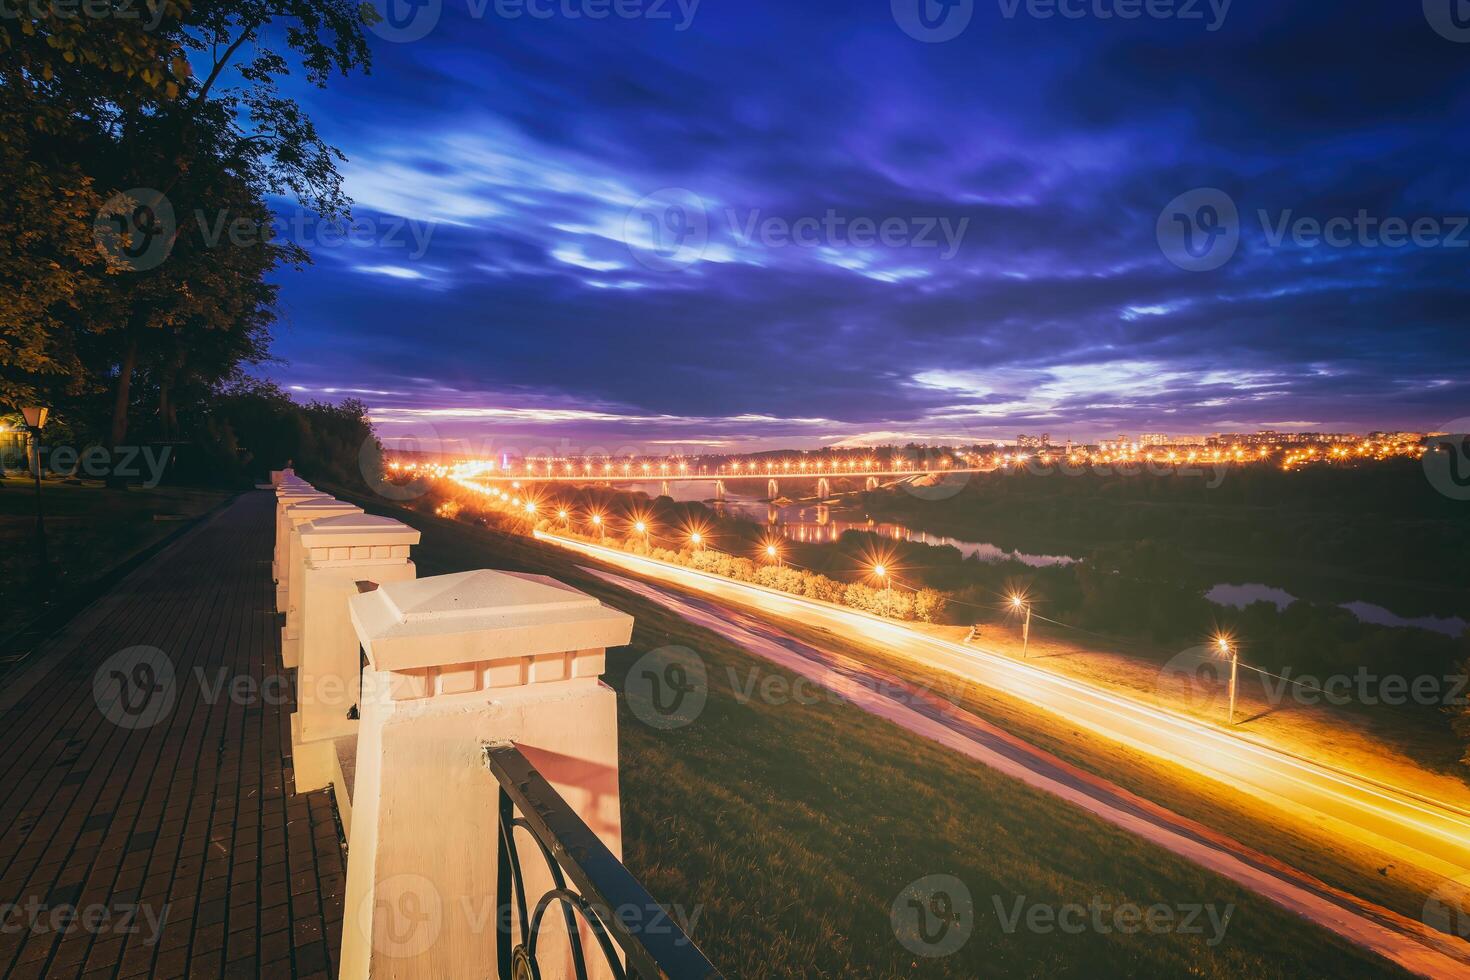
[300,514,421,549]
[287,499,361,516]
[350,569,633,672]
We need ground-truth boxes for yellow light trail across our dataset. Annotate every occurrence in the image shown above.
[536,530,1470,881]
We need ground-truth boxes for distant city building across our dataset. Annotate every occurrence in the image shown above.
[1209,431,1361,447]
[1371,431,1426,444]
[1138,433,1169,447]
[1016,433,1051,449]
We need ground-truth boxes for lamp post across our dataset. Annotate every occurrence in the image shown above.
[1011,594,1032,659]
[22,406,49,590]
[1218,636,1239,725]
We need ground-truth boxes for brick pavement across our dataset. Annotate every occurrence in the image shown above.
[0,492,345,979]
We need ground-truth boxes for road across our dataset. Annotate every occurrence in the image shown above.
[581,563,1470,978]
[536,532,1470,880]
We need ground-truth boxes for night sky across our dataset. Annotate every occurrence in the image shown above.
[266,0,1470,454]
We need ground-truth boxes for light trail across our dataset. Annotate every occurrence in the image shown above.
[536,530,1470,881]
[587,566,1470,979]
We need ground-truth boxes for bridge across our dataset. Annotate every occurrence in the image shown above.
[455,464,990,500]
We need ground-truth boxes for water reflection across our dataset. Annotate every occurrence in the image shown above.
[721,500,1077,568]
[527,478,1079,569]
[1206,583,1467,637]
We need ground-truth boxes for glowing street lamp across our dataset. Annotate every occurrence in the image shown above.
[689,531,704,551]
[1010,594,1032,659]
[1217,634,1239,725]
[591,513,605,541]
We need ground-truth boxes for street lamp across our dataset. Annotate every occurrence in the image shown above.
[591,513,605,541]
[689,531,704,551]
[1010,594,1032,659]
[873,563,893,617]
[1217,634,1239,725]
[22,406,49,590]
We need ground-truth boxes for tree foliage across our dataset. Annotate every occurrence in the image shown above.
[0,0,372,452]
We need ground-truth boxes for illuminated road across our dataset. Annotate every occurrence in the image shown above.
[584,565,1470,977]
[535,532,1470,883]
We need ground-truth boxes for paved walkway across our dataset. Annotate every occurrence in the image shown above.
[0,492,345,979]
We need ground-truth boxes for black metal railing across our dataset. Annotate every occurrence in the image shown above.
[486,742,721,980]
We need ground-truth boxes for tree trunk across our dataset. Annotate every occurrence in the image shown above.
[109,335,138,450]
[158,380,170,442]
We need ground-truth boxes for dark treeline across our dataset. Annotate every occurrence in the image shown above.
[1,2,373,484]
[866,462,1469,618]
[1,380,376,489]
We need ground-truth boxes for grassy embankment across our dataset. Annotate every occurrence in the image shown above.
[865,463,1469,620]
[335,487,1418,978]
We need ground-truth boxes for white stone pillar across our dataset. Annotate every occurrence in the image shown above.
[274,485,325,587]
[280,499,363,657]
[339,570,633,980]
[290,514,421,793]
[276,489,335,610]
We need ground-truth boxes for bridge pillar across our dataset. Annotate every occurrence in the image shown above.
[768,478,779,499]
[866,476,879,491]
[816,478,830,498]
[715,480,725,501]
[660,480,670,497]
